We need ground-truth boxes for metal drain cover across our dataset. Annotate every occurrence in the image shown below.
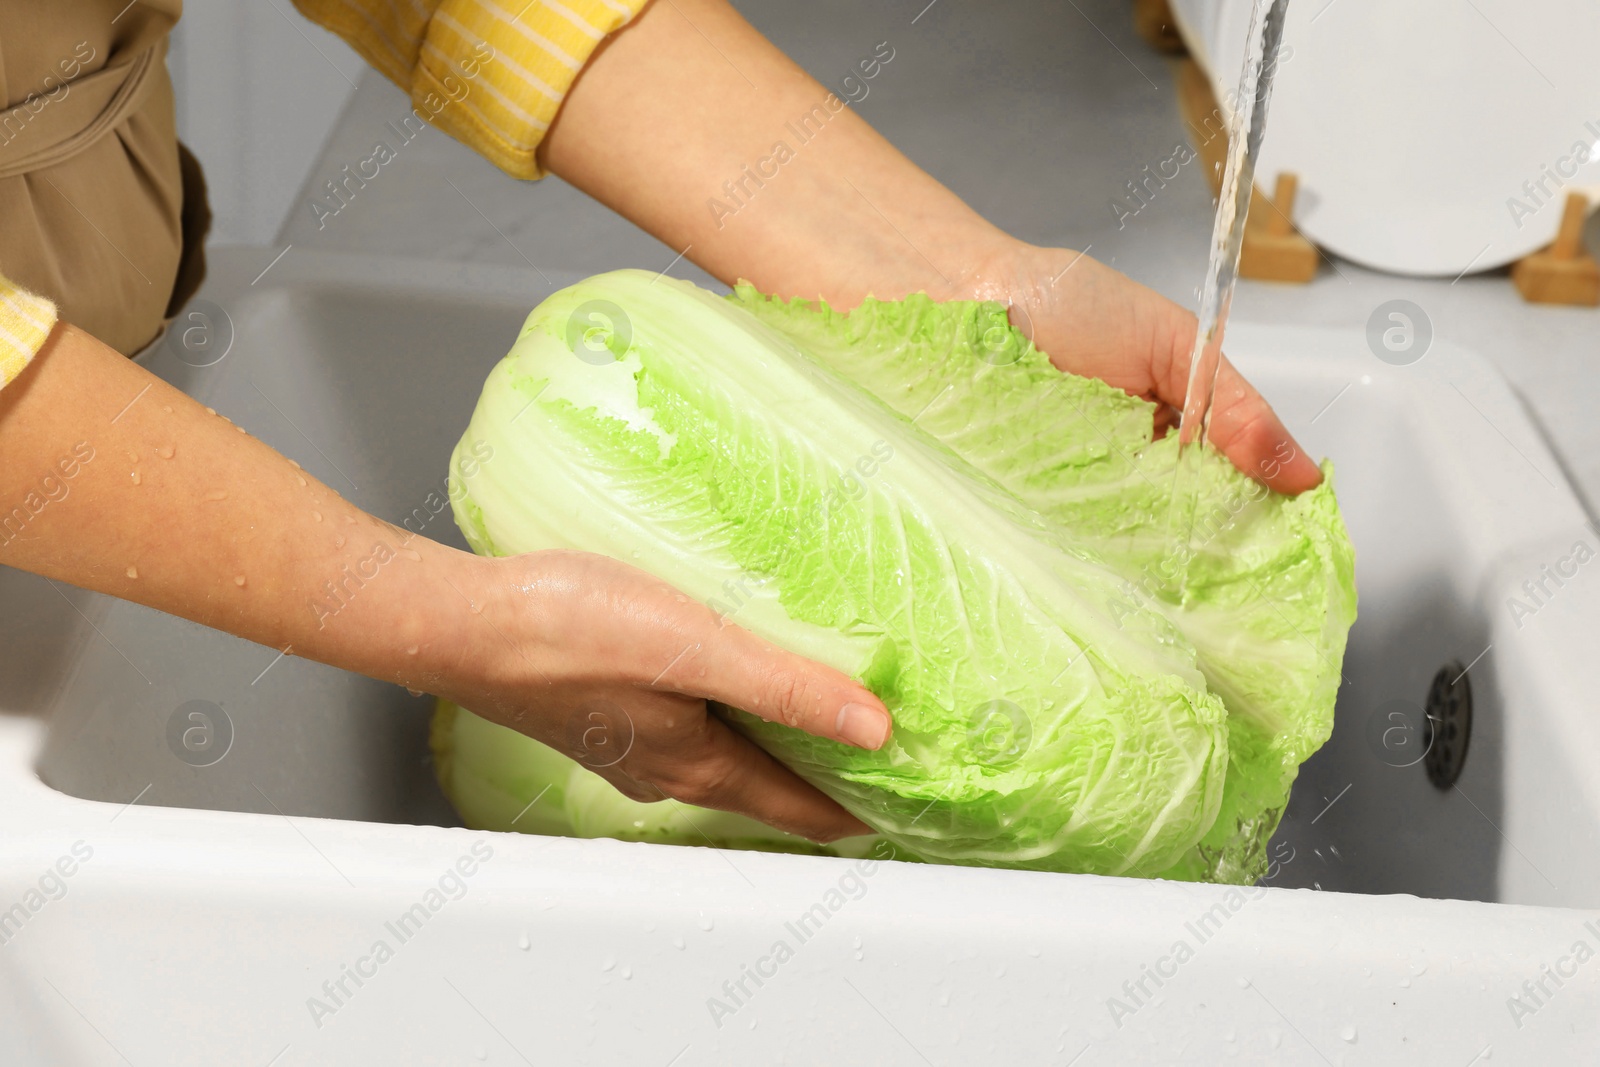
[1424,662,1473,789]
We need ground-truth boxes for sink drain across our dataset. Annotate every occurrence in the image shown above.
[1423,662,1472,789]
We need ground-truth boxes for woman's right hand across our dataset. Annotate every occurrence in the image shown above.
[432,549,893,843]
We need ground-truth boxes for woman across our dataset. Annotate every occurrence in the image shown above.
[0,0,1321,843]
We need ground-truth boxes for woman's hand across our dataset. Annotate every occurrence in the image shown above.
[0,323,887,844]
[438,550,890,843]
[544,1,1321,496]
[955,241,1324,495]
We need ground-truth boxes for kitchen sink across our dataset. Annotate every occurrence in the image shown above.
[2,247,1596,1064]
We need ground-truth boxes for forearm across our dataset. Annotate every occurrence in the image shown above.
[0,323,479,693]
[541,0,1008,305]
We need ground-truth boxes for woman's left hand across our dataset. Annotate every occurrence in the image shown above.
[955,241,1324,496]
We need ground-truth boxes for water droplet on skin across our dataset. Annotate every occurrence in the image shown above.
[205,407,216,416]
[162,405,173,414]
[126,450,138,463]
[204,489,227,502]
[233,575,247,587]
[398,548,421,562]
[406,687,424,697]
[236,425,247,434]
[295,475,307,487]
[130,471,141,485]
[469,601,483,615]
[407,646,419,656]
[156,445,175,460]
[312,511,322,522]
[334,536,346,548]
[289,459,301,470]
[518,932,531,951]
[126,566,138,579]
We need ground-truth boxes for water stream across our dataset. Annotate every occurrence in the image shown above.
[1167,0,1292,565]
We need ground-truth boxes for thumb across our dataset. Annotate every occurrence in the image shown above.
[655,614,893,751]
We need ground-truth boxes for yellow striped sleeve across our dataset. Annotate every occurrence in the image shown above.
[293,0,651,180]
[0,274,59,392]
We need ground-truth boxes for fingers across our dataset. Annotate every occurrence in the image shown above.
[661,613,893,751]
[531,553,893,750]
[1146,310,1322,495]
[1204,357,1324,495]
[615,706,875,842]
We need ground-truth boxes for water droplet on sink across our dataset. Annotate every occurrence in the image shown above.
[1341,1024,1357,1043]
[698,914,714,931]
[473,1045,487,1061]
[621,966,633,980]
[1399,977,1411,988]
[518,931,531,951]
[126,566,138,579]
[672,935,685,950]
[601,957,616,972]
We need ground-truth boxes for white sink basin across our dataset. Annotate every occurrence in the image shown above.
[3,248,1597,1064]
